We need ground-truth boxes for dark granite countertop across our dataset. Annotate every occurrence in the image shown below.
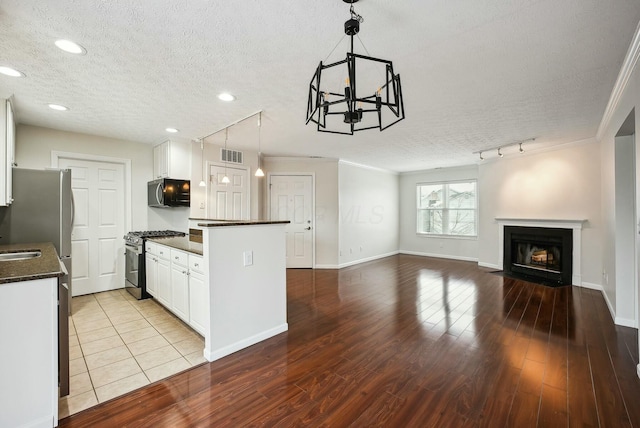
[147,236,204,256]
[0,242,64,284]
[196,220,290,228]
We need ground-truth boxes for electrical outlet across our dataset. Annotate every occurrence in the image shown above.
[243,251,253,266]
[199,202,205,209]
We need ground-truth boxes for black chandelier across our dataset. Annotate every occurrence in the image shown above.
[306,0,405,135]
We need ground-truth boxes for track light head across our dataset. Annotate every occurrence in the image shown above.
[498,148,503,158]
[519,142,524,153]
[479,152,484,161]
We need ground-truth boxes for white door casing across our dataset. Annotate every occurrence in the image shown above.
[57,157,126,296]
[207,164,249,220]
[269,174,314,268]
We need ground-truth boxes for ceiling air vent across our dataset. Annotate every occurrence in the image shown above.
[221,148,243,164]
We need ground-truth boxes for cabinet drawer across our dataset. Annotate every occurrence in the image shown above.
[189,255,204,274]
[171,249,188,266]
[157,245,170,260]
[145,242,157,256]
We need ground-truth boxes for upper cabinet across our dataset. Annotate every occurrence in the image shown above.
[0,98,15,206]
[153,140,190,180]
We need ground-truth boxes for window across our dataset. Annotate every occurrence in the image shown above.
[417,180,477,236]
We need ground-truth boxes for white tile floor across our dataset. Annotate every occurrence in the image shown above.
[59,289,206,419]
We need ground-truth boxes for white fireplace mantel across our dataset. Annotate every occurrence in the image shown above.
[496,218,586,285]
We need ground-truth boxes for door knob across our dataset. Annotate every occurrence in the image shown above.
[305,226,311,230]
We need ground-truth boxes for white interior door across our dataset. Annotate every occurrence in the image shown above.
[270,175,313,268]
[59,158,125,296]
[208,164,249,220]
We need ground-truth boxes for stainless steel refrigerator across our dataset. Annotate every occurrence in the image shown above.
[0,168,73,396]
[0,168,73,300]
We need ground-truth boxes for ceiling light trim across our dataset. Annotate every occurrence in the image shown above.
[55,39,87,55]
[0,66,25,77]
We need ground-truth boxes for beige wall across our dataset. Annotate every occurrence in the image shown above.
[399,165,479,261]
[477,140,602,287]
[16,124,153,231]
[338,161,399,266]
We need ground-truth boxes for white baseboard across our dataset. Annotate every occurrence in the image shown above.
[338,251,400,268]
[615,317,637,328]
[314,264,339,269]
[203,323,288,362]
[580,282,603,291]
[478,262,501,270]
[399,250,478,263]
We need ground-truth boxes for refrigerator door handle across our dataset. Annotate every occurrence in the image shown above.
[70,192,75,229]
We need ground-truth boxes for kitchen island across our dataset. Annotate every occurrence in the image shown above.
[149,220,289,362]
[0,242,64,427]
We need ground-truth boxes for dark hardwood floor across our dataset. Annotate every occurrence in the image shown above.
[59,255,640,427]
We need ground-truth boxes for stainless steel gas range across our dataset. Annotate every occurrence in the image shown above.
[124,230,185,299]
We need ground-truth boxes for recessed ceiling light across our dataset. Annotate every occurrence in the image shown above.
[0,66,25,77]
[165,127,179,133]
[48,104,69,111]
[55,39,87,55]
[218,93,236,102]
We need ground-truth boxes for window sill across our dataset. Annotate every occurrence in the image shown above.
[416,233,478,241]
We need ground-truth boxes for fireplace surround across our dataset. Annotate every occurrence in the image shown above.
[496,218,585,286]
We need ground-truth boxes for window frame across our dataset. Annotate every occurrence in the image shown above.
[416,179,478,238]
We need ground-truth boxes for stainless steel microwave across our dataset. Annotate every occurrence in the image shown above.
[148,178,190,208]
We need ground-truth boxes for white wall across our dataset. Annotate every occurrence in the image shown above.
[338,161,399,267]
[399,165,479,261]
[16,125,152,231]
[599,33,640,326]
[477,141,602,287]
[262,157,339,268]
[614,135,636,326]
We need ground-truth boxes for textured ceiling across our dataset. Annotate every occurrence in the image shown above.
[1,0,639,172]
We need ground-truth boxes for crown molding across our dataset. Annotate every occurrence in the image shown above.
[597,20,640,141]
[338,159,398,175]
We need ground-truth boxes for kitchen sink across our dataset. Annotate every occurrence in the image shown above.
[0,251,42,261]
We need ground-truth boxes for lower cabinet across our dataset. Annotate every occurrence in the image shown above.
[145,253,157,296]
[156,258,171,307]
[170,263,189,323]
[188,269,207,336]
[146,243,205,335]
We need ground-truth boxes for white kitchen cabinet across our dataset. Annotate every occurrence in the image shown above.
[145,252,157,297]
[152,140,191,180]
[188,254,207,336]
[145,242,159,297]
[0,277,58,427]
[170,249,189,323]
[156,257,171,307]
[0,98,15,206]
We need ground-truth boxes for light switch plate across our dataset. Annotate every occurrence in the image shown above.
[243,251,253,266]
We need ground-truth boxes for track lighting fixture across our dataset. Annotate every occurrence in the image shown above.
[472,138,534,160]
[255,112,265,178]
[198,139,206,187]
[221,128,230,184]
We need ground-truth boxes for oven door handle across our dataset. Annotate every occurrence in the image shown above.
[125,244,142,256]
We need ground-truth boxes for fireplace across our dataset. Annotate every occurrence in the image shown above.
[503,226,573,286]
